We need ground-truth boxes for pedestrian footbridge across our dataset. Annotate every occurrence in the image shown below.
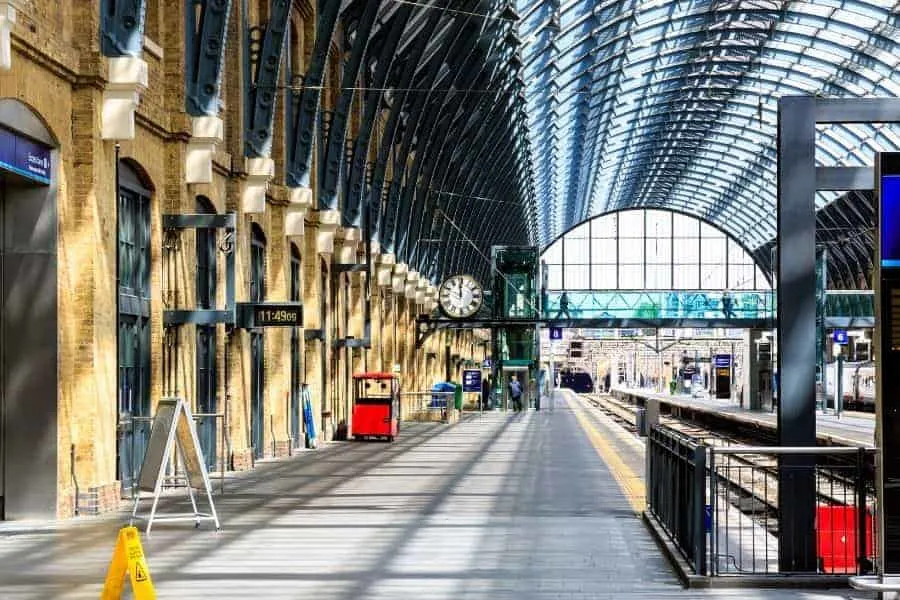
[536,290,873,330]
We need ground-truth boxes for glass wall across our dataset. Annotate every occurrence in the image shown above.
[542,210,770,291]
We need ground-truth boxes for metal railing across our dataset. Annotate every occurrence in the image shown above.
[399,392,455,423]
[647,425,708,574]
[646,425,876,578]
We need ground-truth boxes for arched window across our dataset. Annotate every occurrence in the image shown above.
[250,223,267,458]
[541,209,770,291]
[250,223,267,302]
[196,196,218,470]
[117,159,153,492]
[290,244,302,447]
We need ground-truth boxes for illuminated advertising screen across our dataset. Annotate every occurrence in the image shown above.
[882,174,900,267]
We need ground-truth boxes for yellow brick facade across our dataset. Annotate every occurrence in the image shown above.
[0,0,479,520]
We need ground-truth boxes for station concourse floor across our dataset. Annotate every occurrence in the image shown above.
[0,393,874,599]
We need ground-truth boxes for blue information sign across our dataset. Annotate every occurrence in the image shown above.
[549,327,563,341]
[713,354,731,368]
[833,329,849,345]
[0,127,51,185]
[462,369,482,393]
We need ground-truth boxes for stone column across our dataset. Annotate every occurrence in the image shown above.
[391,263,408,383]
[335,226,361,437]
[304,209,340,441]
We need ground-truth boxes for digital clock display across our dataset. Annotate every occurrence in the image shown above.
[254,306,302,327]
[237,303,303,328]
[255,308,301,325]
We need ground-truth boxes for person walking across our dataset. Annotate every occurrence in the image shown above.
[556,291,572,319]
[481,375,492,411]
[721,291,735,319]
[509,376,523,412]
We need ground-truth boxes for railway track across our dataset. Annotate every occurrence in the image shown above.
[580,393,874,538]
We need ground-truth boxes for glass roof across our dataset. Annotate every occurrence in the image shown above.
[515,0,900,251]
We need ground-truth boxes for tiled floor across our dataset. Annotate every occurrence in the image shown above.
[0,393,873,599]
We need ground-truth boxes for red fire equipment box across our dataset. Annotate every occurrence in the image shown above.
[816,505,874,573]
[352,372,400,442]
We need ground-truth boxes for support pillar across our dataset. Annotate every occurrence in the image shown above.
[776,96,818,572]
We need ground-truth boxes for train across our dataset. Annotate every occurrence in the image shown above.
[823,362,875,412]
[559,370,595,394]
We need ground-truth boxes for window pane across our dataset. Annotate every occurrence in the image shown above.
[756,267,771,290]
[591,238,617,263]
[673,213,698,237]
[547,264,563,289]
[701,263,726,289]
[591,265,617,289]
[702,237,726,264]
[565,237,590,263]
[674,264,699,289]
[619,210,644,237]
[569,221,590,238]
[564,264,589,289]
[645,210,672,237]
[646,264,671,289]
[674,238,700,263]
[646,237,672,263]
[619,237,645,263]
[619,263,643,289]
[592,214,617,238]
[544,241,563,264]
[700,221,725,240]
[728,239,748,262]
[729,263,755,290]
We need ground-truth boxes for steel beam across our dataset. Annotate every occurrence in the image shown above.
[343,9,412,228]
[244,0,292,157]
[186,0,232,116]
[319,0,380,211]
[101,0,147,57]
[816,167,874,192]
[286,1,341,187]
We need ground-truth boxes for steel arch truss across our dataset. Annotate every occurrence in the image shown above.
[516,0,900,252]
[283,1,535,287]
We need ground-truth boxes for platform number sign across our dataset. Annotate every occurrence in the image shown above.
[832,329,848,345]
[549,327,563,341]
[439,274,484,319]
[462,369,482,393]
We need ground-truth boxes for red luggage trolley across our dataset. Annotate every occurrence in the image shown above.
[352,372,400,441]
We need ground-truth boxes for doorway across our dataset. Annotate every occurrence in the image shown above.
[250,224,266,458]
[290,244,301,448]
[117,163,152,495]
[0,103,59,520]
[196,196,217,470]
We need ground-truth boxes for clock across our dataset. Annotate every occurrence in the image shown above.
[439,274,484,319]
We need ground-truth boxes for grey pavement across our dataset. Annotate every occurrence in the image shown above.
[0,393,875,599]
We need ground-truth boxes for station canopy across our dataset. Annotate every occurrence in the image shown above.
[513,0,898,258]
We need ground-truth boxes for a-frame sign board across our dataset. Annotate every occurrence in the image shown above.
[130,398,220,534]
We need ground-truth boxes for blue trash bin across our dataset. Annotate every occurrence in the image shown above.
[431,382,456,409]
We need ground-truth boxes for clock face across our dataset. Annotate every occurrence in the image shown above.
[439,275,484,319]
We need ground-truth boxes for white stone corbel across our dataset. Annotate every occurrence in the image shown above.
[102,56,149,140]
[0,1,17,71]
[309,209,341,254]
[185,116,224,184]
[285,186,314,237]
[415,278,428,305]
[392,262,408,294]
[377,253,396,288]
[405,270,419,300]
[335,227,361,265]
[241,157,274,213]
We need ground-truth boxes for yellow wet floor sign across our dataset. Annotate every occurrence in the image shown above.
[101,526,156,599]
